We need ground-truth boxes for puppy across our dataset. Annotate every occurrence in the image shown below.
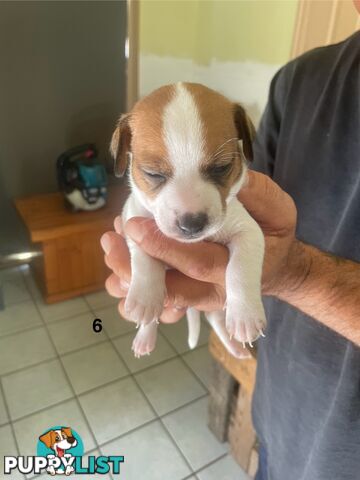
[39,427,77,475]
[110,82,266,358]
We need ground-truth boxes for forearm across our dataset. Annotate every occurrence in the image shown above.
[273,240,360,345]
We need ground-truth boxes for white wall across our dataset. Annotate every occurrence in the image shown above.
[140,54,280,126]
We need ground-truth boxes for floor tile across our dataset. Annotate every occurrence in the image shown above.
[36,296,90,323]
[0,424,24,479]
[22,265,42,300]
[197,455,250,480]
[0,327,56,375]
[13,398,96,458]
[62,341,128,394]
[0,300,42,336]
[160,317,210,354]
[113,331,177,373]
[182,345,211,389]
[162,397,227,471]
[0,266,31,306]
[84,290,118,310]
[94,304,135,338]
[79,377,155,445]
[102,420,191,480]
[47,312,106,354]
[0,385,9,425]
[2,359,73,420]
[135,358,206,416]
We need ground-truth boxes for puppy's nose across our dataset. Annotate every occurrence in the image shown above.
[68,436,76,444]
[177,212,208,236]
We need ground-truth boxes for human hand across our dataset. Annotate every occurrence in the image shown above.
[101,171,298,323]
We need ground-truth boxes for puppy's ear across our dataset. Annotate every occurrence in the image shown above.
[61,427,72,438]
[233,104,256,162]
[39,431,54,449]
[110,113,132,177]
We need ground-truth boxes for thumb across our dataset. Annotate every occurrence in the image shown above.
[238,171,296,233]
[124,217,228,285]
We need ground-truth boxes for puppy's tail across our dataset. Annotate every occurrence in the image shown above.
[186,307,201,349]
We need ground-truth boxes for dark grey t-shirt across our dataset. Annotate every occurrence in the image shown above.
[252,32,360,480]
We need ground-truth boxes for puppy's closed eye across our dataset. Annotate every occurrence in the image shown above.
[143,169,167,181]
[205,161,233,185]
[208,162,233,176]
[142,168,168,188]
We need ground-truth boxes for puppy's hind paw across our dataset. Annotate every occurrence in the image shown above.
[226,302,266,345]
[132,321,158,358]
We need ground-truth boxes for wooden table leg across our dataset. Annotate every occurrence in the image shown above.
[208,357,238,442]
[228,385,257,473]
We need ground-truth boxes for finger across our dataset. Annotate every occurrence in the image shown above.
[165,270,225,312]
[125,217,228,285]
[117,272,223,322]
[238,171,296,233]
[102,234,132,282]
[119,300,184,325]
[101,231,126,255]
[105,273,129,298]
[113,216,124,236]
[160,307,186,324]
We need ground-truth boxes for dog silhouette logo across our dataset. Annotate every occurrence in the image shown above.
[37,426,84,476]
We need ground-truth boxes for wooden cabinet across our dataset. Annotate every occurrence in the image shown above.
[292,0,360,57]
[15,186,128,303]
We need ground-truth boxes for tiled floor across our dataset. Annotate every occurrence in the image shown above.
[0,265,250,480]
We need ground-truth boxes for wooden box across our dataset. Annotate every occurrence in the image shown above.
[15,186,128,303]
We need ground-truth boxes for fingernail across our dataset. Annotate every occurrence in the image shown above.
[172,306,185,312]
[114,216,123,234]
[120,279,130,291]
[100,234,111,255]
[125,222,144,243]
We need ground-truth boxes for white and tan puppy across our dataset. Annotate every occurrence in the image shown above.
[110,82,266,358]
[39,427,77,476]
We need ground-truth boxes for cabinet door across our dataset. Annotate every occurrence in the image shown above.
[292,0,360,57]
[42,229,109,301]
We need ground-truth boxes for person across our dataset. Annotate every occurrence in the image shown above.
[101,28,360,480]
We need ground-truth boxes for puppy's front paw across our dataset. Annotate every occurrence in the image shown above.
[65,465,75,476]
[226,300,266,346]
[132,322,158,358]
[46,466,56,476]
[125,279,166,325]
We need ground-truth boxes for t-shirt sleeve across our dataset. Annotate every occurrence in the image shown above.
[252,66,289,178]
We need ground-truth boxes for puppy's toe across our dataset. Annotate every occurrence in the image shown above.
[132,322,158,358]
[225,337,251,359]
[255,316,267,337]
[226,301,266,345]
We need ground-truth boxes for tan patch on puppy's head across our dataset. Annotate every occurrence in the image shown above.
[110,85,176,198]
